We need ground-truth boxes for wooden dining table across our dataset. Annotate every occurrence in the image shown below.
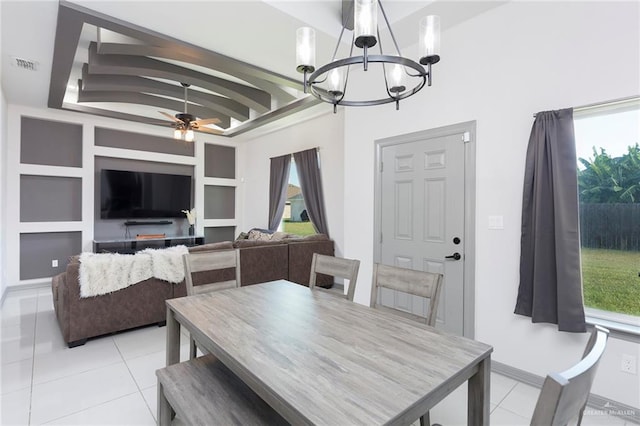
[165,280,493,425]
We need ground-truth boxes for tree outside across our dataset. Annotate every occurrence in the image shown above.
[577,143,640,316]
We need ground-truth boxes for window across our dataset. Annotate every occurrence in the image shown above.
[281,160,316,236]
[574,99,640,321]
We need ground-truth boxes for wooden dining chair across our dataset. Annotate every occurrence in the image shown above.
[370,263,443,327]
[182,249,241,358]
[370,263,443,426]
[530,325,609,426]
[309,253,361,301]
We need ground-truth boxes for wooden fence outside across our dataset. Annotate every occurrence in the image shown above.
[580,203,640,250]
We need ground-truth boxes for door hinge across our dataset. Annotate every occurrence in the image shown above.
[462,131,471,143]
[380,232,383,243]
[380,161,383,173]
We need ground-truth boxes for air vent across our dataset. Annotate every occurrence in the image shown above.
[11,56,39,71]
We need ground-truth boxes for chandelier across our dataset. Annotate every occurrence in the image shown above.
[296,0,440,112]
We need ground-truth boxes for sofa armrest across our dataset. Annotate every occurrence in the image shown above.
[287,240,335,287]
[51,272,70,342]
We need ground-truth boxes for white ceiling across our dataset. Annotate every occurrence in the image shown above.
[1,0,507,136]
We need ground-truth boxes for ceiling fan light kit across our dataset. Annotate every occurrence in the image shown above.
[296,0,441,112]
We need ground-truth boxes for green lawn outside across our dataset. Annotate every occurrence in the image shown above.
[282,219,316,236]
[581,248,640,316]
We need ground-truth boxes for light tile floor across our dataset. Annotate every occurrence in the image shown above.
[0,287,634,425]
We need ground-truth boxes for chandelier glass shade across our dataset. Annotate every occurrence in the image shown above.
[296,0,440,111]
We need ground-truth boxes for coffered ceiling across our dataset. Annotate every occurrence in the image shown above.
[1,0,507,138]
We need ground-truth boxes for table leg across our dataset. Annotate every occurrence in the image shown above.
[166,306,180,366]
[157,381,171,426]
[468,355,491,426]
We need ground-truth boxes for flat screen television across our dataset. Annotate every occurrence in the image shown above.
[100,169,192,219]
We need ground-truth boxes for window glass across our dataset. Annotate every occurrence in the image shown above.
[281,160,316,236]
[575,102,640,318]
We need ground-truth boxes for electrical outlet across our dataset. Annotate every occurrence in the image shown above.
[621,354,637,374]
[51,259,58,268]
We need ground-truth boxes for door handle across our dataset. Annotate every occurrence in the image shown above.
[445,252,461,261]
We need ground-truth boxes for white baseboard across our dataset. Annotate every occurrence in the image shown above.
[1,281,50,307]
[492,361,639,424]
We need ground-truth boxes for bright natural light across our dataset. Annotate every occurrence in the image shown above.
[574,103,640,319]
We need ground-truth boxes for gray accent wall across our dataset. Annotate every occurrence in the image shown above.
[95,127,194,157]
[21,117,82,167]
[20,232,82,280]
[204,226,236,243]
[204,185,235,219]
[94,157,194,240]
[20,175,82,222]
[204,144,235,178]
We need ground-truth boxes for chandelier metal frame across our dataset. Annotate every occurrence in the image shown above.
[297,0,440,112]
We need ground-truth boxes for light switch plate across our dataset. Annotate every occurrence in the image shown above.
[488,215,504,230]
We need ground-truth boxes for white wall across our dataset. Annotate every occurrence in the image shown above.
[238,108,346,257]
[0,86,7,299]
[343,1,639,408]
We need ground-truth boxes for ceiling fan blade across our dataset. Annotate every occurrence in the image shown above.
[158,111,182,123]
[192,117,221,126]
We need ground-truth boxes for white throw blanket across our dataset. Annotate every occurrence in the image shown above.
[79,245,189,298]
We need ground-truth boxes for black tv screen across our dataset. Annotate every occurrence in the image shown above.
[100,169,192,219]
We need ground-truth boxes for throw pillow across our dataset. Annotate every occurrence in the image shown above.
[248,230,273,241]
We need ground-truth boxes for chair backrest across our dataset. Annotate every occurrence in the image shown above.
[183,249,241,296]
[370,263,443,327]
[309,253,360,301]
[530,325,609,426]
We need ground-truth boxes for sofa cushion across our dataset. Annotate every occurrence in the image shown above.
[238,243,289,286]
[301,234,329,241]
[234,239,287,248]
[188,241,234,252]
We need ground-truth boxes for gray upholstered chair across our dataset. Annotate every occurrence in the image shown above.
[182,249,241,358]
[309,253,360,301]
[370,263,443,327]
[530,325,609,426]
[370,263,444,426]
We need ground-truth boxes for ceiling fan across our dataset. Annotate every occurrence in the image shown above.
[159,83,221,141]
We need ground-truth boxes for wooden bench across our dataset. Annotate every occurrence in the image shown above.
[156,354,288,425]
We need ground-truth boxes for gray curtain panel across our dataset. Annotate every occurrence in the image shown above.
[515,108,586,332]
[268,154,291,232]
[293,148,329,236]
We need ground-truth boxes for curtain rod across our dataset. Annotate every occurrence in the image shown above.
[269,147,320,159]
[532,95,640,118]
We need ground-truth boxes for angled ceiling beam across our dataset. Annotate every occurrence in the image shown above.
[80,68,250,121]
[62,102,172,127]
[225,96,321,137]
[87,42,271,113]
[76,89,231,129]
[48,4,85,108]
[96,42,298,104]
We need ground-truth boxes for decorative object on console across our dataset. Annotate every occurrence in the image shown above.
[182,208,196,235]
[136,233,166,240]
[296,0,441,112]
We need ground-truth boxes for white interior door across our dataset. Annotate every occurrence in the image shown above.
[377,127,469,335]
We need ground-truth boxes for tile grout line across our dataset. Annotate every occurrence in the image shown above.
[114,336,158,421]
[27,290,41,425]
[493,380,520,411]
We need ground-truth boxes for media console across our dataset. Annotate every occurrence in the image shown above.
[93,235,205,254]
